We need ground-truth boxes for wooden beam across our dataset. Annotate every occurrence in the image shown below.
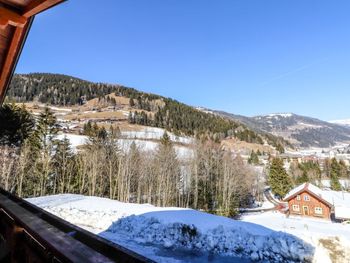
[0,6,26,28]
[23,0,65,18]
[0,20,31,104]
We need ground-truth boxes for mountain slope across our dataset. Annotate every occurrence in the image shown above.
[6,73,289,151]
[214,111,350,148]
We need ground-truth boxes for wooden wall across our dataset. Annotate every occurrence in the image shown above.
[288,190,331,220]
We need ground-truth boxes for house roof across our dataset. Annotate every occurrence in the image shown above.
[0,0,65,105]
[284,182,333,207]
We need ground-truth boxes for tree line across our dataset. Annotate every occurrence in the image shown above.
[268,157,349,197]
[0,105,259,216]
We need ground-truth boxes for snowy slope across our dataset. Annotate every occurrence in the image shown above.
[27,194,313,263]
[56,133,193,159]
[121,127,193,145]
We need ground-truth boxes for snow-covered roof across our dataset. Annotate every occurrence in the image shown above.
[284,183,350,219]
[284,183,326,202]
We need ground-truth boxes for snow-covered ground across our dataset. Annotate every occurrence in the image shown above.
[56,133,194,159]
[121,127,193,145]
[320,179,350,190]
[27,194,318,263]
[242,212,350,263]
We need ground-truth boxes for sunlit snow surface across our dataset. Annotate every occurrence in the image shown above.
[55,133,193,159]
[27,194,318,262]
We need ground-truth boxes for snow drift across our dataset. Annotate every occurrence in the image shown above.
[27,194,314,262]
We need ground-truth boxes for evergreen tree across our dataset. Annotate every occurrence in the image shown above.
[29,107,58,196]
[34,107,59,148]
[129,98,135,107]
[0,103,34,146]
[83,121,93,136]
[161,131,171,147]
[248,150,259,165]
[330,158,342,191]
[275,143,285,154]
[52,137,74,194]
[268,158,292,198]
[296,170,309,184]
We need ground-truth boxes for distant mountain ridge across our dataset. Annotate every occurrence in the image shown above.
[212,110,350,148]
[6,73,289,151]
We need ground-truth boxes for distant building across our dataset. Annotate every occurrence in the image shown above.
[284,183,350,221]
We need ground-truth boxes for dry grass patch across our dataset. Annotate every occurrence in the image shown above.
[63,111,126,120]
[319,237,347,263]
[221,137,275,155]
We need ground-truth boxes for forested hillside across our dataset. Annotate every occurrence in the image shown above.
[7,73,289,150]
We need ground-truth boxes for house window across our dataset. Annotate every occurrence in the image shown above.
[315,207,323,215]
[296,195,301,201]
[292,205,300,212]
[304,195,310,201]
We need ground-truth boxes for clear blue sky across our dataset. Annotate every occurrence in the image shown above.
[16,0,350,121]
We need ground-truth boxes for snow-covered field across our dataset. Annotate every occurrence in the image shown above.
[27,194,323,263]
[121,127,193,145]
[56,133,194,159]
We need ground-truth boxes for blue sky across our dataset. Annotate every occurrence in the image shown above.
[16,0,350,121]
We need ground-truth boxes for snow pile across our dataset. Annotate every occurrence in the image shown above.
[108,214,313,262]
[27,194,314,262]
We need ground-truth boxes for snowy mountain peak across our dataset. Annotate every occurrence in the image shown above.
[329,119,350,127]
[267,113,293,118]
[263,113,294,119]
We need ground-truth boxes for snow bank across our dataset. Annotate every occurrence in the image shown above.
[27,194,314,262]
[107,214,312,262]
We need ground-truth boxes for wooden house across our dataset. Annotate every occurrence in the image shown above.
[284,183,333,220]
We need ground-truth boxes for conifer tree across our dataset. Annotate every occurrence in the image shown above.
[296,170,309,184]
[330,158,342,191]
[248,150,259,165]
[83,121,93,136]
[129,98,135,107]
[29,107,58,196]
[268,158,292,198]
[0,103,34,146]
[161,131,171,146]
[52,137,74,194]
